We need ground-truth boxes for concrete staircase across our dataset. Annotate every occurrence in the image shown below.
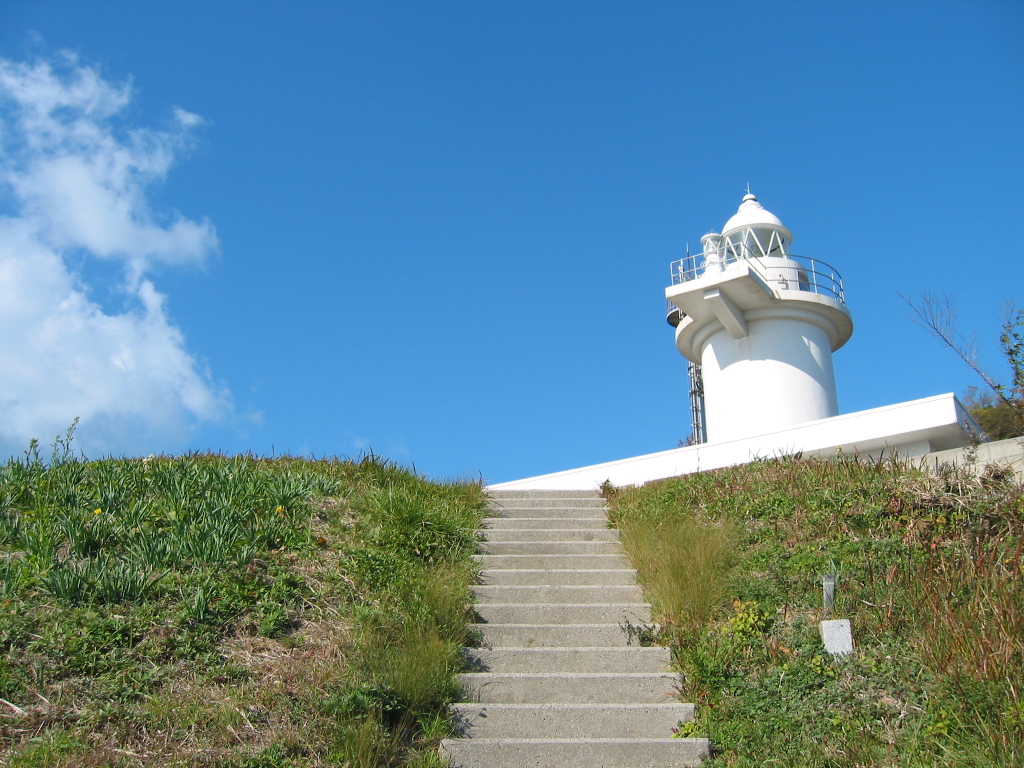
[441,489,708,768]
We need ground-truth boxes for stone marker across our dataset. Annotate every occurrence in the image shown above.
[819,619,853,656]
[822,575,835,617]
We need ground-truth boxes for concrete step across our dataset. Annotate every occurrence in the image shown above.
[474,603,651,625]
[442,737,709,768]
[478,569,638,586]
[472,585,644,605]
[488,505,611,519]
[472,623,634,648]
[481,528,618,543]
[487,490,601,499]
[482,517,608,530]
[451,702,694,739]
[463,647,670,673]
[475,554,628,570]
[457,672,678,704]
[479,541,621,556]
[489,497,607,509]
[452,492,705,765]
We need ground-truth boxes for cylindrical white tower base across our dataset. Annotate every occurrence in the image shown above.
[696,309,839,443]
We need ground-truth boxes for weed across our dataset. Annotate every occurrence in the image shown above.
[617,514,733,630]
[620,619,661,647]
[0,556,28,599]
[256,602,291,638]
[598,478,619,501]
[331,716,404,768]
[8,730,90,768]
[325,682,406,722]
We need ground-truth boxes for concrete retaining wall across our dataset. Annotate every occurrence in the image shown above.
[922,437,1024,481]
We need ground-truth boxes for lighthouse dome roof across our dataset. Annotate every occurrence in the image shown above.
[722,193,792,242]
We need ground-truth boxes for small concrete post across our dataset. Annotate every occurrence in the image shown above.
[822,574,835,618]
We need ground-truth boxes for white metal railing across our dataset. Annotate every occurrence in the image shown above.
[669,250,845,304]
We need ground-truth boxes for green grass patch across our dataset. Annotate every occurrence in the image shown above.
[0,438,485,766]
[607,455,1024,766]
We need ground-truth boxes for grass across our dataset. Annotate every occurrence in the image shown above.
[0,433,485,767]
[618,515,732,630]
[606,454,1024,767]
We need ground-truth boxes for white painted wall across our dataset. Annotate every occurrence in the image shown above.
[699,311,838,442]
[668,267,852,443]
[489,394,978,491]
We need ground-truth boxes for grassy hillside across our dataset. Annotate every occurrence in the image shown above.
[0,436,484,767]
[607,454,1023,767]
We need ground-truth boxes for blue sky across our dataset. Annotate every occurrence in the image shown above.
[0,1,1021,483]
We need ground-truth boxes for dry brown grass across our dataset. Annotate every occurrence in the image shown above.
[618,515,734,630]
[23,610,359,768]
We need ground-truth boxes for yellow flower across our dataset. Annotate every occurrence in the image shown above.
[94,508,102,515]
[275,505,284,513]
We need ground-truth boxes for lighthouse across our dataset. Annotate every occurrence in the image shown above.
[492,191,976,490]
[490,192,981,490]
[666,194,854,443]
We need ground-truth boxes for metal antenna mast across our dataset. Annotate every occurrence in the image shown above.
[687,361,706,445]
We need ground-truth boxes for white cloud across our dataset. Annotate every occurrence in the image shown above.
[344,432,409,460]
[0,53,230,457]
[347,431,371,453]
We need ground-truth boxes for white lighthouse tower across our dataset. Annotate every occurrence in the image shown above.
[666,194,854,443]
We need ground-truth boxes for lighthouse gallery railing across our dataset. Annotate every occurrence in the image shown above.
[669,251,846,305]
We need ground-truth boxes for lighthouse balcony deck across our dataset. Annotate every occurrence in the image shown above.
[669,251,845,304]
